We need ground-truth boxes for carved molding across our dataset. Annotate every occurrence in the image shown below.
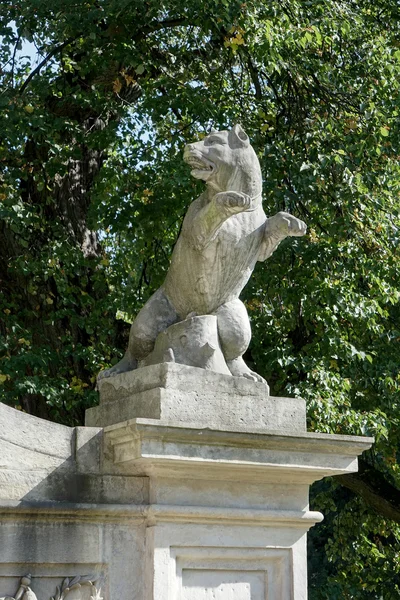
[0,575,102,600]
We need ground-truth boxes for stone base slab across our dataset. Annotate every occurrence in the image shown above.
[86,363,306,431]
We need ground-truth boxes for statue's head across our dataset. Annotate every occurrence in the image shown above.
[183,125,262,198]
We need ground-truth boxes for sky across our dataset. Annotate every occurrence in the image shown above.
[2,21,40,72]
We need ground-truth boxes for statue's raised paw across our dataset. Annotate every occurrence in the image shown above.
[214,191,251,213]
[267,211,307,238]
[286,214,307,237]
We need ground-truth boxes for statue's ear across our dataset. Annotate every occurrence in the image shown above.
[229,124,249,148]
[210,127,218,133]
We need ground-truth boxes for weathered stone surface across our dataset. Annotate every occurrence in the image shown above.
[0,402,148,505]
[0,514,145,600]
[98,125,307,384]
[97,362,268,402]
[0,401,72,462]
[101,417,372,600]
[86,363,304,430]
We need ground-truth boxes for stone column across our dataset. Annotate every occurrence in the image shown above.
[88,363,373,600]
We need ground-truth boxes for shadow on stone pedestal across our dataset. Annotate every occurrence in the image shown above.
[0,366,373,600]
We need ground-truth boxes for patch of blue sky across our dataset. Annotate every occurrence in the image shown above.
[1,21,41,72]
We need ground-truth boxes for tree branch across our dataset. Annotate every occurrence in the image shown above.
[148,18,188,32]
[11,34,21,88]
[245,54,262,100]
[259,69,285,108]
[337,458,400,524]
[19,38,75,95]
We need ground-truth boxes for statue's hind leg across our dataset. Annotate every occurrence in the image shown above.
[215,299,267,385]
[98,287,179,380]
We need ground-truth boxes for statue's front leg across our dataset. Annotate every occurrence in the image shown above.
[188,191,252,248]
[258,211,307,261]
[213,191,252,214]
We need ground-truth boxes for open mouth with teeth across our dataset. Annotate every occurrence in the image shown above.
[183,152,215,179]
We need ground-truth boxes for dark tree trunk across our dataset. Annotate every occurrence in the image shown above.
[1,43,142,422]
[1,120,107,420]
[337,458,400,523]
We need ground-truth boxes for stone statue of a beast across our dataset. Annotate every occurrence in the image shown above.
[99,125,306,383]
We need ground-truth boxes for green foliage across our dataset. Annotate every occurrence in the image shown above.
[309,480,400,599]
[1,0,400,594]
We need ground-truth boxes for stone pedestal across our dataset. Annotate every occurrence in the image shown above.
[0,366,373,600]
[86,363,305,431]
[103,417,371,600]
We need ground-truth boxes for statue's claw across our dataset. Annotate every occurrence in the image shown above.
[97,354,137,381]
[163,348,176,363]
[226,357,268,388]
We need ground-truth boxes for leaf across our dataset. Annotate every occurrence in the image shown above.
[113,78,122,93]
[67,576,81,587]
[123,73,136,86]
[62,578,70,591]
[380,126,389,137]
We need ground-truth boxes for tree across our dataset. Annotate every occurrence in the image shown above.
[1,0,400,596]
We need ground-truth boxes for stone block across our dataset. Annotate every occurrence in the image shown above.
[86,362,306,431]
